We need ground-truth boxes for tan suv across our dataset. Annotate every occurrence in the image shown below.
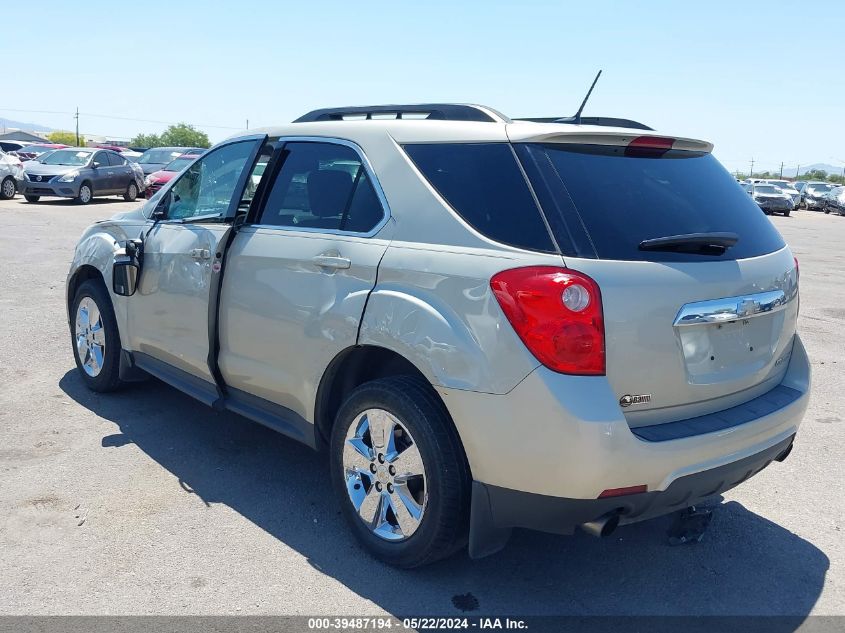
[67,104,810,567]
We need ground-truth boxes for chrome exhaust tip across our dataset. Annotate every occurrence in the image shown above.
[580,511,620,538]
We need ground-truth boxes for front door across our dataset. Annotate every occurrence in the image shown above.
[218,139,392,420]
[126,136,267,385]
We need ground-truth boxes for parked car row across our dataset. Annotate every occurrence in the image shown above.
[740,177,845,216]
[0,143,206,204]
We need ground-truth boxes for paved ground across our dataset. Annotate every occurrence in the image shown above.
[0,196,843,617]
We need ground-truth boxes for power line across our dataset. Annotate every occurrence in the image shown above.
[0,106,242,130]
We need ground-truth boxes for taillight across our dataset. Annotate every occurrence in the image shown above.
[625,135,674,157]
[490,266,605,375]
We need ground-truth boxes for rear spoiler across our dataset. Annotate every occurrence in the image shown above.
[506,127,714,154]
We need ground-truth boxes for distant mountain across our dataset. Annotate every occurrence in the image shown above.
[0,117,53,133]
[784,163,844,178]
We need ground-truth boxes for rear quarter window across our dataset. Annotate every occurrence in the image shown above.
[516,143,786,262]
[403,143,556,253]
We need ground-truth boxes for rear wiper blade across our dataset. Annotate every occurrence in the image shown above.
[638,232,739,254]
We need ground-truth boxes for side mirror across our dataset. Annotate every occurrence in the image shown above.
[113,256,139,296]
[112,240,143,296]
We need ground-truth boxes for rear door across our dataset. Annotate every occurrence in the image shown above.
[126,136,267,388]
[513,138,799,426]
[218,138,391,420]
[107,151,132,190]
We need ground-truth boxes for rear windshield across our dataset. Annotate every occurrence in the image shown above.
[138,149,183,164]
[515,143,785,261]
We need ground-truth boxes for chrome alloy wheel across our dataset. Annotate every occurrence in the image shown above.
[343,408,427,541]
[75,297,105,377]
[1,178,15,198]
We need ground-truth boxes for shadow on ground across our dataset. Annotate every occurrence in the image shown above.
[60,370,828,618]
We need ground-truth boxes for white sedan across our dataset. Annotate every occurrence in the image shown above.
[0,149,24,199]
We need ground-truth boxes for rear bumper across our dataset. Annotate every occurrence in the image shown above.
[440,335,810,556]
[469,433,794,557]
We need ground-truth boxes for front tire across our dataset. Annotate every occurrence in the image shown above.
[24,194,40,203]
[784,210,791,216]
[330,376,470,568]
[76,182,93,205]
[0,176,16,200]
[70,279,123,392]
[123,181,138,202]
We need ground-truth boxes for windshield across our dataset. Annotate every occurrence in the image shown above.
[768,181,791,188]
[138,149,182,164]
[808,184,832,193]
[40,149,94,166]
[164,157,194,172]
[754,185,778,194]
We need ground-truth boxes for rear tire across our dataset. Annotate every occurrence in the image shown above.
[76,182,93,205]
[123,181,138,202]
[784,210,790,217]
[330,375,470,568]
[24,194,40,203]
[0,176,16,200]
[70,279,124,392]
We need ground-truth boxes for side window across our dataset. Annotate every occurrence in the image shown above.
[257,142,384,232]
[93,152,108,167]
[108,152,126,166]
[403,143,556,252]
[167,141,256,220]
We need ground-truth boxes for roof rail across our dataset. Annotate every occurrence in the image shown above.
[514,116,653,131]
[293,104,505,123]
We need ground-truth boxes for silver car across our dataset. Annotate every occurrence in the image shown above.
[66,104,810,567]
[20,148,144,204]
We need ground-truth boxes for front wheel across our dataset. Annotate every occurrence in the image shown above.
[76,182,93,205]
[24,194,40,203]
[330,376,470,568]
[0,176,16,200]
[70,279,123,392]
[123,181,138,202]
[784,210,791,216]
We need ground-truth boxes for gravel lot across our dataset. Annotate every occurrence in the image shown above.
[0,196,843,617]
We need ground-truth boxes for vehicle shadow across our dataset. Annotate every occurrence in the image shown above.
[59,369,828,618]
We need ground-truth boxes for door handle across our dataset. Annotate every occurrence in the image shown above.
[190,248,211,260]
[313,254,351,270]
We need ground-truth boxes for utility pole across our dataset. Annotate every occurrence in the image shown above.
[750,158,754,179]
[246,119,249,130]
[74,107,80,146]
[779,162,784,179]
[796,164,800,179]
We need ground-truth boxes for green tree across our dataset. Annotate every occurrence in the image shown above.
[47,130,85,146]
[159,123,210,148]
[129,132,163,148]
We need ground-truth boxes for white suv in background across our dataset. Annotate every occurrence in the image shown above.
[66,104,810,567]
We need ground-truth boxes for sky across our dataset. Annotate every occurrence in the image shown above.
[4,0,844,175]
